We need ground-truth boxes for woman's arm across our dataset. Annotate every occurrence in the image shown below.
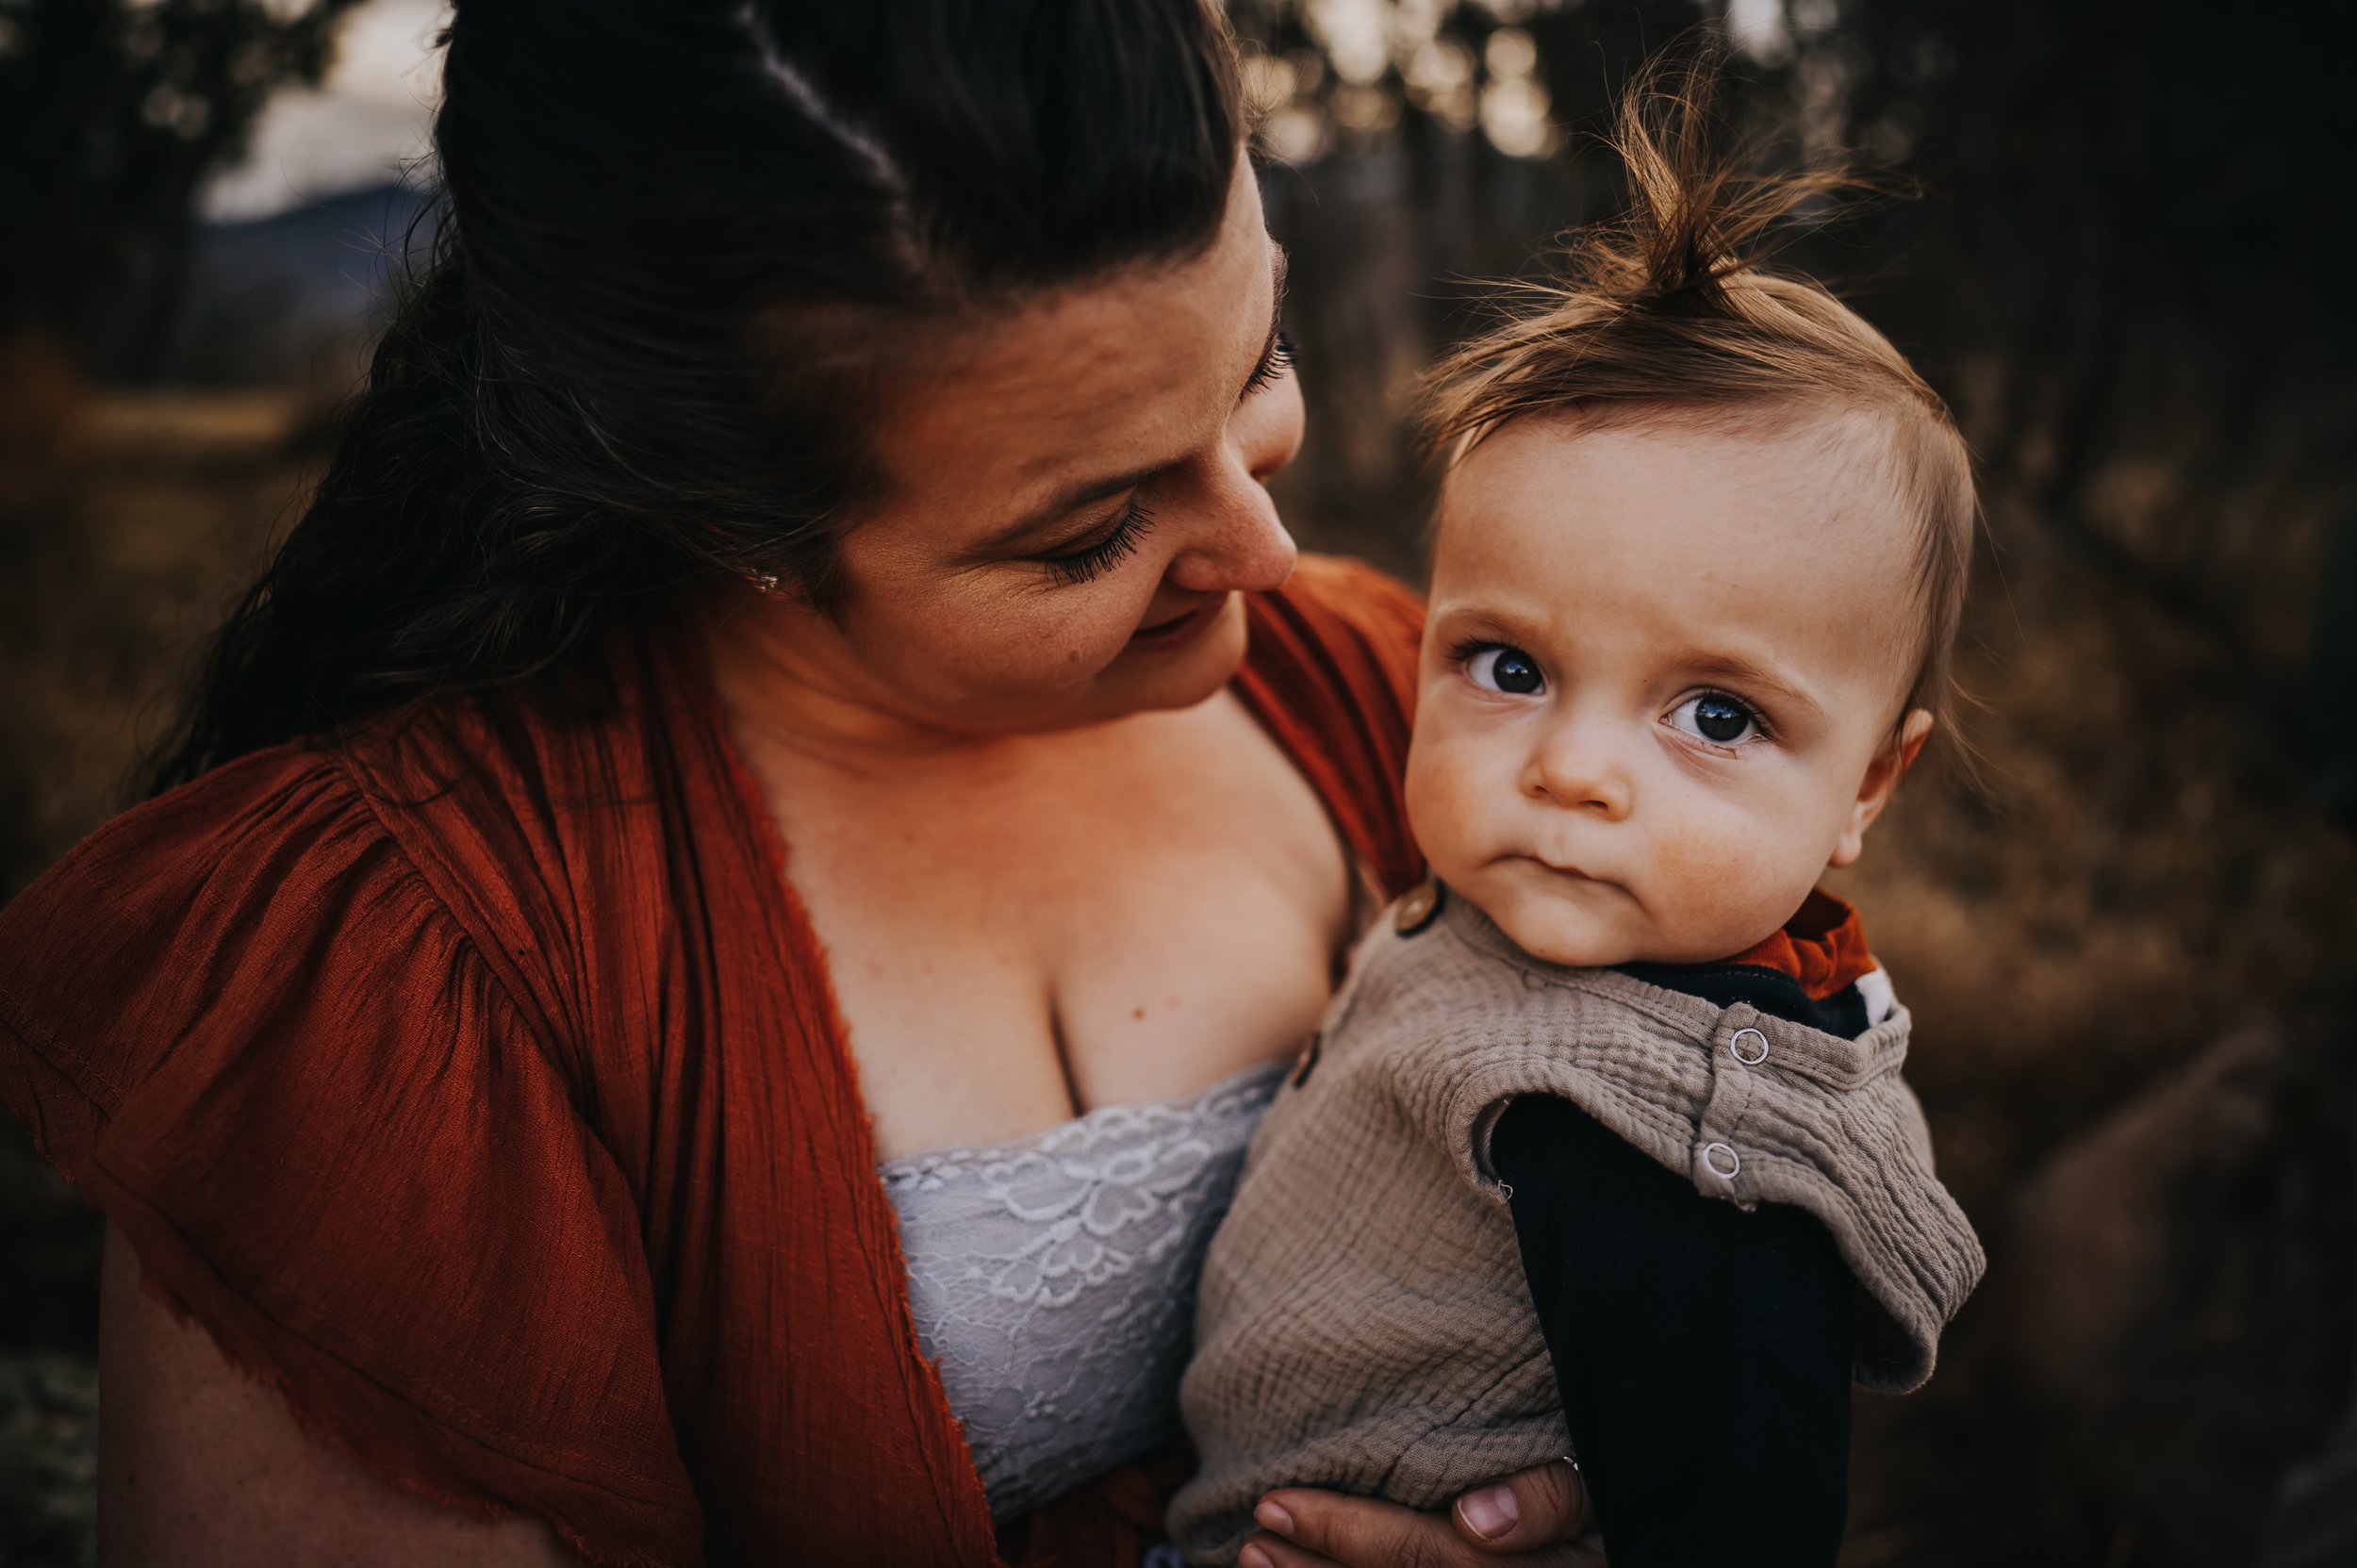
[97,1224,581,1568]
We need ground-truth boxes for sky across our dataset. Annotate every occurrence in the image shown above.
[203,0,449,222]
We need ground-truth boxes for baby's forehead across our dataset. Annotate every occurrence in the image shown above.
[1433,412,1924,684]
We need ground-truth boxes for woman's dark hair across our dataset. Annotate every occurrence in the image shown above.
[148,0,1244,793]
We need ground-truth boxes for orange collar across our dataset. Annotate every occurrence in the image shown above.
[1722,888,1876,999]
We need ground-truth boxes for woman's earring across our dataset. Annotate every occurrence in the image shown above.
[754,573,781,594]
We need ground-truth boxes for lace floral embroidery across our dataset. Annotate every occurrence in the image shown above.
[880,1062,1286,1522]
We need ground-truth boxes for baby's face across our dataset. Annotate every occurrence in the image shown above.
[1405,411,1930,967]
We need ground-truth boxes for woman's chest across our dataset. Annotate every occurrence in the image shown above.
[753,693,1357,1160]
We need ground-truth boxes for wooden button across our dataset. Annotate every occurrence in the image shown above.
[1394,880,1442,934]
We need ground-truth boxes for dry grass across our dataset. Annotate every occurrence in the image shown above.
[0,349,321,1567]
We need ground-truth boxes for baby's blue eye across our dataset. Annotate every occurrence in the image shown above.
[1669,691,1762,746]
[1467,645,1544,696]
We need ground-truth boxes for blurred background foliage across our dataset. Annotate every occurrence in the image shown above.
[2,2,2354,1565]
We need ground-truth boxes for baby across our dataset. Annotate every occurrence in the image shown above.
[1170,71,1987,1568]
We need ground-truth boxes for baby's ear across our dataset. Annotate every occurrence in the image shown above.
[1830,709,1936,867]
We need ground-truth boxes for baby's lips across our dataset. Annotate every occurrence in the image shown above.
[1518,852,1601,883]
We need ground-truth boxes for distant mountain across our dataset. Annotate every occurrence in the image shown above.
[162,181,438,386]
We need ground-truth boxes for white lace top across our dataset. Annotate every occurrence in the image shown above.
[879,1060,1288,1522]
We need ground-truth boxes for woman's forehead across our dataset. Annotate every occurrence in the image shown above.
[867,162,1277,532]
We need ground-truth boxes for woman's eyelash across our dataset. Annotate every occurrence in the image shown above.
[1038,327,1285,587]
[1042,500,1156,586]
[1243,330,1296,397]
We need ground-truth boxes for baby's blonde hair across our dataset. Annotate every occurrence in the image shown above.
[1421,42,1977,737]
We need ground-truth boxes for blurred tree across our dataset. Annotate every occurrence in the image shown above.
[1807,0,2354,670]
[0,0,366,381]
[1227,0,1735,572]
[1236,0,2355,750]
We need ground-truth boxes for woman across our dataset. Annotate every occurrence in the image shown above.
[0,2,1594,1565]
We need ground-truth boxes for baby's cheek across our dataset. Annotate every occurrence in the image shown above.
[1640,802,1813,958]
[1403,733,1501,881]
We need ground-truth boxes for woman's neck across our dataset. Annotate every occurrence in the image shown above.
[705,600,1080,783]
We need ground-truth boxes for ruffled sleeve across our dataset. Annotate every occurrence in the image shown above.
[1238,554,1429,899]
[0,747,704,1566]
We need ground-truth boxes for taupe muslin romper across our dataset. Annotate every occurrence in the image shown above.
[1169,883,1985,1563]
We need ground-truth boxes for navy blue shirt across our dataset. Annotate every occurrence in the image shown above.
[1492,959,1862,1566]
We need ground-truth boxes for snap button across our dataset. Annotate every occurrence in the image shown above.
[1393,880,1442,934]
[1730,1028,1770,1065]
[1703,1142,1741,1180]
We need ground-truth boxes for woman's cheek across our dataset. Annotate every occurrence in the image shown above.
[953,581,1145,690]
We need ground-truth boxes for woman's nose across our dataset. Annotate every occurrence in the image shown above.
[1523,721,1634,820]
[1163,449,1298,596]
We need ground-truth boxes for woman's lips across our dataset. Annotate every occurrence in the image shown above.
[1129,594,1228,650]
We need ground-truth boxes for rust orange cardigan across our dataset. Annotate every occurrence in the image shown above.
[0,556,1427,1568]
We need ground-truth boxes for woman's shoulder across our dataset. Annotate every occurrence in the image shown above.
[0,734,486,1166]
[0,705,708,1562]
[0,629,710,1152]
[1239,554,1429,898]
[1242,552,1426,734]
[1248,553,1425,685]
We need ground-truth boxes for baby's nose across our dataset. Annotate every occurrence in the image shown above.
[1522,732,1633,820]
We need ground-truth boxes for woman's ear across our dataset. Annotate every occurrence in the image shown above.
[1830,708,1935,868]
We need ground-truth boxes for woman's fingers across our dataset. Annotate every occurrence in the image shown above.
[1241,1474,1602,1568]
[1450,1461,1591,1552]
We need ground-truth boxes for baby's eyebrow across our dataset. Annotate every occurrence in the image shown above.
[1677,651,1827,720]
[1427,602,1536,643]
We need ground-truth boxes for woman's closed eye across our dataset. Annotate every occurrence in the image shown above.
[1241,330,1296,399]
[1666,689,1771,750]
[1459,641,1545,696]
[1039,499,1157,586]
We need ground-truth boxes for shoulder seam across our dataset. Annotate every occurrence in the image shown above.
[324,749,562,1077]
[0,748,386,1113]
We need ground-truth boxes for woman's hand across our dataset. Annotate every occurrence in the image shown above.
[1237,1461,1602,1568]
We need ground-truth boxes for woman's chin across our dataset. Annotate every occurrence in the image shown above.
[1106,593,1249,712]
